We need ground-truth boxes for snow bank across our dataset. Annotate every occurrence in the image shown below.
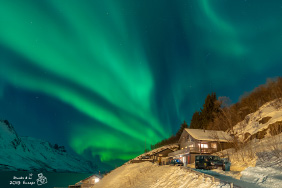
[241,165,282,188]
[95,162,232,188]
[216,132,282,187]
[240,145,282,188]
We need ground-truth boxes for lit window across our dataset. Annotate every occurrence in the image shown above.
[185,146,187,148]
[211,143,217,149]
[198,144,208,148]
[181,148,183,150]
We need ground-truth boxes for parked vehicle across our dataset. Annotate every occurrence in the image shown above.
[170,159,184,166]
[195,155,225,170]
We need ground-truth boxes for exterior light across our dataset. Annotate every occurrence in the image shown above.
[95,178,100,183]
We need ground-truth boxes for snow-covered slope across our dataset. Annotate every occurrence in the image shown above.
[0,120,96,173]
[241,164,282,188]
[217,130,282,188]
[238,134,282,188]
[95,162,231,188]
[233,99,282,141]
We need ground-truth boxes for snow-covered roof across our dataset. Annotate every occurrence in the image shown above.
[184,128,232,142]
[150,148,174,155]
[132,144,179,160]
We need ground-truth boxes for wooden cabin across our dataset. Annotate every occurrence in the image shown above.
[169,128,232,166]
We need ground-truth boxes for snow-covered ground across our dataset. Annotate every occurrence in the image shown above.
[239,136,282,188]
[217,130,282,187]
[241,165,282,188]
[95,162,232,188]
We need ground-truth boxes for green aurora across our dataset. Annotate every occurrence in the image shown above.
[1,0,282,166]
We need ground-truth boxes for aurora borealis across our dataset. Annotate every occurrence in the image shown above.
[1,0,282,168]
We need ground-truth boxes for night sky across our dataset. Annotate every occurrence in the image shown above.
[1,0,282,168]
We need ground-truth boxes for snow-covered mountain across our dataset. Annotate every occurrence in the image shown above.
[0,120,97,173]
[233,99,282,141]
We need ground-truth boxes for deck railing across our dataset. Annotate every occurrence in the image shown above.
[168,145,217,157]
[190,147,216,153]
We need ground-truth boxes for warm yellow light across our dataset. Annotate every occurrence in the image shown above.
[95,178,100,183]
[198,144,208,148]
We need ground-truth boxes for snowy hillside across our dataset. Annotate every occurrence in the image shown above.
[216,130,282,188]
[233,99,282,141]
[240,134,282,187]
[95,162,231,188]
[0,120,97,173]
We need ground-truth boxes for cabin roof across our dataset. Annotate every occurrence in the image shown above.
[183,128,232,142]
[150,148,174,155]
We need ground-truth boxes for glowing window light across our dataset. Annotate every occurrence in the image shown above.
[198,144,208,148]
[95,178,100,183]
[211,143,217,149]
